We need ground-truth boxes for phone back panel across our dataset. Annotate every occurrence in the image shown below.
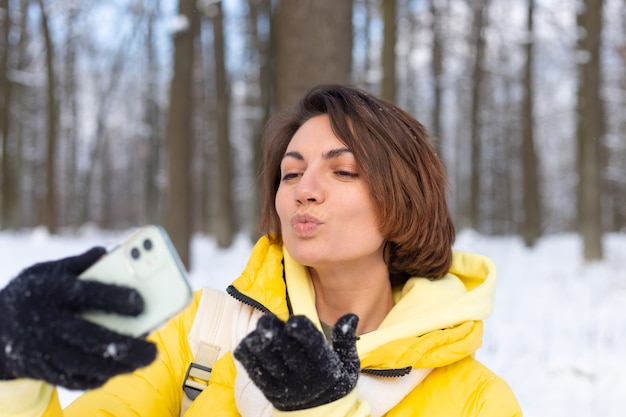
[79,225,193,337]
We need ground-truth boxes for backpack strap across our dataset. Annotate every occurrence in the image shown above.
[180,287,242,416]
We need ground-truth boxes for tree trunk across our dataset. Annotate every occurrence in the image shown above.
[617,8,626,231]
[247,0,273,239]
[429,0,443,153]
[381,0,396,103]
[212,1,236,248]
[164,0,197,268]
[143,0,163,225]
[37,0,58,233]
[468,0,489,231]
[576,0,605,260]
[521,0,542,247]
[62,6,79,228]
[274,0,353,109]
[0,0,19,229]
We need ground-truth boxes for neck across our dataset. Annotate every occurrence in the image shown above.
[309,261,394,335]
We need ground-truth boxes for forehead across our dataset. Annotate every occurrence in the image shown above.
[286,115,347,152]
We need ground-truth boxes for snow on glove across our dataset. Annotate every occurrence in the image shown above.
[233,313,360,411]
[0,247,157,390]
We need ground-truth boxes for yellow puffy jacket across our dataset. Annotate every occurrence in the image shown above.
[1,235,522,417]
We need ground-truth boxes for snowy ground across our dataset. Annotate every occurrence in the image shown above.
[1,226,624,416]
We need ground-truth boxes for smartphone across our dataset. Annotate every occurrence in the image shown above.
[78,225,193,337]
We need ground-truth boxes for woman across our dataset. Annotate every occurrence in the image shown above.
[0,84,522,416]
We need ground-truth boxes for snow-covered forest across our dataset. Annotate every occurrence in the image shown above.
[1,0,624,261]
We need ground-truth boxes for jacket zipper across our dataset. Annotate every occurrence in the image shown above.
[226,285,272,314]
[362,367,413,378]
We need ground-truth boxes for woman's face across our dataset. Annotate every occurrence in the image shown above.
[275,114,385,271]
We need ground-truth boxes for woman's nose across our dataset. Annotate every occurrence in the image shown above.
[294,171,324,204]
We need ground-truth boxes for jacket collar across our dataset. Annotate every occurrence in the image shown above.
[229,235,495,371]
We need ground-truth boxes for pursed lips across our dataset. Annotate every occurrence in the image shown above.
[291,213,323,236]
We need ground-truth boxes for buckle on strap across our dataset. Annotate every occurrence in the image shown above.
[182,362,213,400]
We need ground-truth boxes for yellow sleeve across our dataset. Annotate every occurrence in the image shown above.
[63,292,201,417]
[0,379,56,417]
[474,375,523,417]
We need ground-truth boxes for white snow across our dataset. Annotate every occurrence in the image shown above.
[103,343,118,359]
[1,227,624,416]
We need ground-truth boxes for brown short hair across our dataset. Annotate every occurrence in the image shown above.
[257,84,455,282]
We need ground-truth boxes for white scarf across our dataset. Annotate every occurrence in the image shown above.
[234,360,432,417]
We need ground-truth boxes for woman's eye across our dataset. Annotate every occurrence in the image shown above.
[336,171,359,179]
[281,172,300,181]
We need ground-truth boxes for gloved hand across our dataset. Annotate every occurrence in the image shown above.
[0,247,157,390]
[233,313,360,411]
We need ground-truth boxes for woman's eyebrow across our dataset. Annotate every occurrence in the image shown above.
[282,151,303,161]
[282,148,352,161]
[323,148,352,159]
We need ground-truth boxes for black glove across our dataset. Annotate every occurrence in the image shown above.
[0,247,157,390]
[233,313,360,411]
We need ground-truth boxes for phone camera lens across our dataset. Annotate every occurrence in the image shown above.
[131,247,141,259]
[143,239,153,251]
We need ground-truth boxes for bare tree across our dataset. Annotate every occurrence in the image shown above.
[7,0,30,228]
[61,4,80,228]
[211,1,236,248]
[37,0,59,233]
[0,0,18,229]
[468,0,490,231]
[616,8,626,231]
[274,0,353,109]
[141,0,164,225]
[164,0,198,267]
[77,32,135,226]
[247,0,273,238]
[521,0,542,246]
[576,0,605,260]
[193,13,213,235]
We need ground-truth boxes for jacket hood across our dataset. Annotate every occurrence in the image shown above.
[230,236,497,372]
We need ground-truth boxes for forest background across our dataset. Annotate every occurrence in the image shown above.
[0,0,623,268]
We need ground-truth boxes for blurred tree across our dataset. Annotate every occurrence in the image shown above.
[211,1,236,248]
[37,0,59,234]
[429,0,444,153]
[381,0,397,102]
[164,0,199,268]
[77,30,135,227]
[9,0,30,228]
[246,0,273,239]
[396,0,419,115]
[61,4,81,228]
[353,0,375,93]
[576,0,605,260]
[468,0,490,231]
[521,0,542,247]
[0,0,18,230]
[617,7,626,231]
[194,4,212,236]
[274,0,353,109]
[141,0,164,226]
